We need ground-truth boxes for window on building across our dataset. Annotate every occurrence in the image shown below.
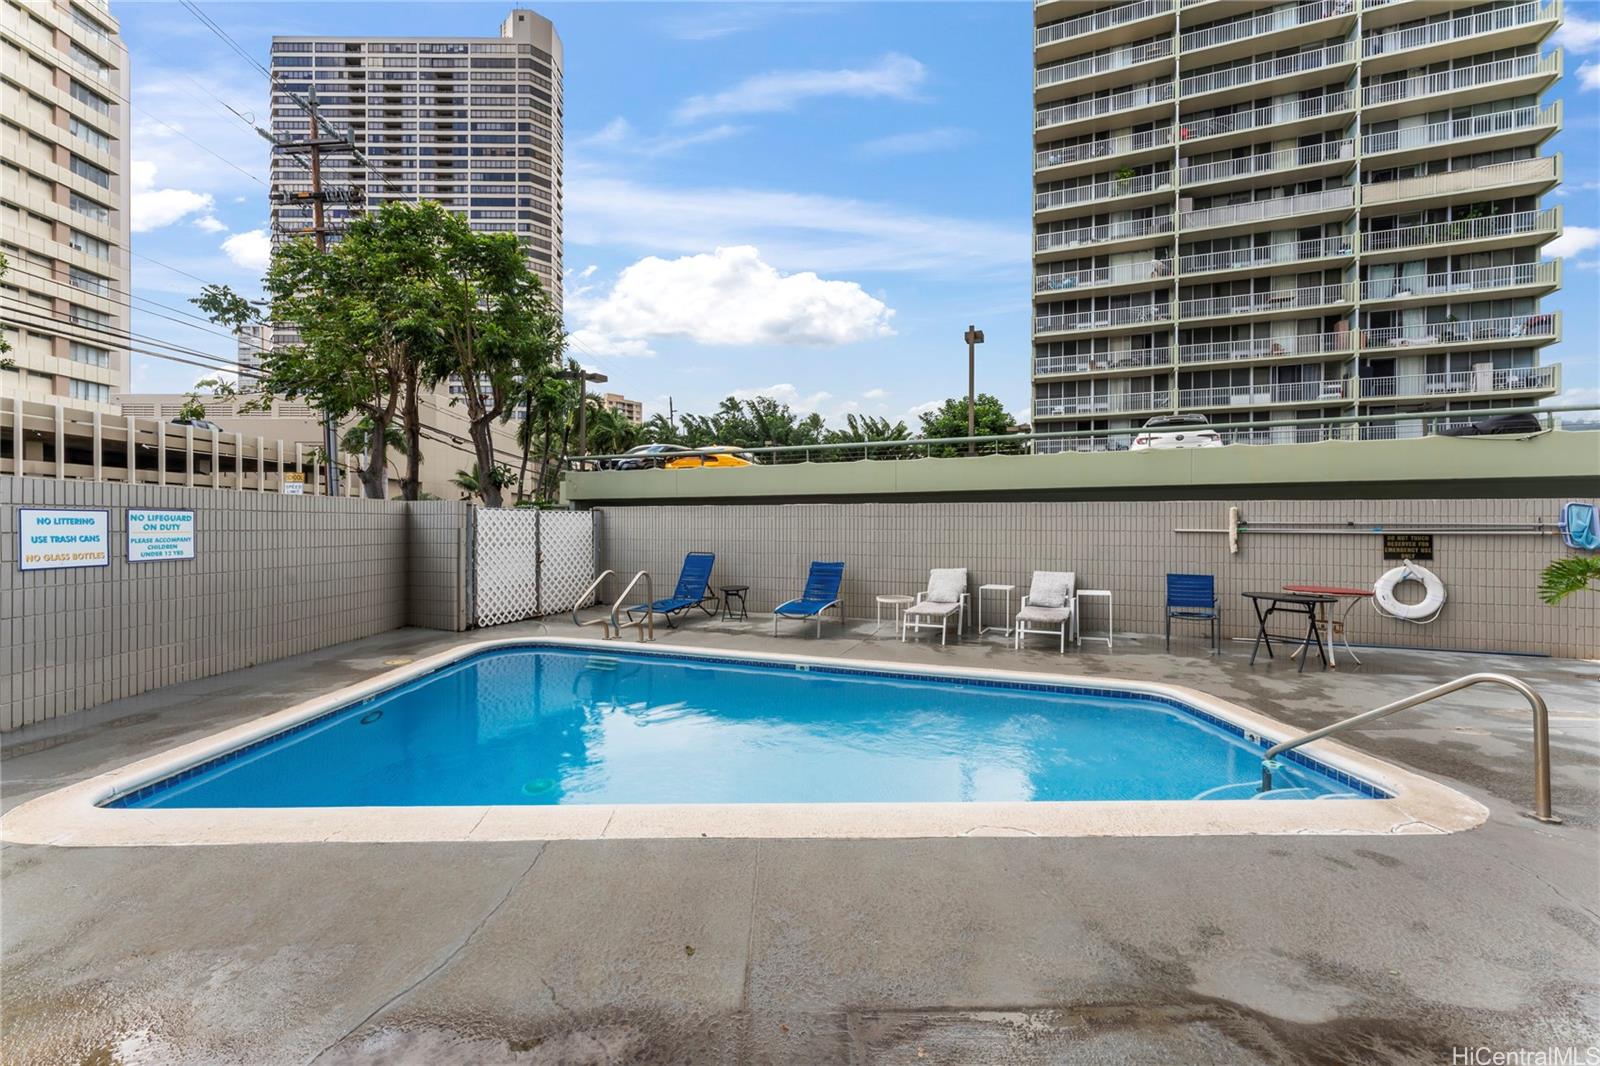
[69,155,111,187]
[68,230,110,260]
[69,379,112,403]
[69,79,112,115]
[70,304,110,328]
[70,342,110,367]
[69,116,112,151]
[68,266,109,295]
[69,43,111,81]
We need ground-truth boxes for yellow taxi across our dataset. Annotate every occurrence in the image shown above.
[663,446,757,470]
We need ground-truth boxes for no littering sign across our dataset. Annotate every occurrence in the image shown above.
[18,509,110,571]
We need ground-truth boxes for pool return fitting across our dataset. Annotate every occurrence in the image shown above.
[1260,672,1558,823]
[572,570,657,642]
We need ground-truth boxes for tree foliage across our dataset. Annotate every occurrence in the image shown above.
[1539,556,1600,605]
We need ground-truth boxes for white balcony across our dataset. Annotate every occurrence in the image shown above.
[1361,313,1560,351]
[1036,259,1173,294]
[1180,236,1353,278]
[1178,90,1354,145]
[1036,82,1175,131]
[1035,213,1176,254]
[1179,41,1355,100]
[1179,283,1354,321]
[1036,303,1173,335]
[1361,53,1561,115]
[1180,380,1349,408]
[1181,186,1354,234]
[1359,364,1559,399]
[1036,127,1174,173]
[1180,0,1352,54]
[1034,346,1171,375]
[1035,389,1173,417]
[1179,140,1353,187]
[1179,330,1354,365]
[1035,171,1173,213]
[1361,156,1561,210]
[1359,262,1559,303]
[1036,39,1173,91]
[1361,103,1560,159]
[1360,208,1561,259]
[1036,0,1176,49]
[1361,0,1560,70]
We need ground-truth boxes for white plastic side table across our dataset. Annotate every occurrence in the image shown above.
[1075,589,1113,648]
[978,584,1015,637]
[874,594,914,634]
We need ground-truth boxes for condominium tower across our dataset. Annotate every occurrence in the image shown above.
[1031,0,1563,447]
[1,0,131,411]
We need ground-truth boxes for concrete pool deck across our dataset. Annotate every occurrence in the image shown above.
[2,616,1597,1063]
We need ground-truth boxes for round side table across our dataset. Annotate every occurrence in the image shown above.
[875,594,914,634]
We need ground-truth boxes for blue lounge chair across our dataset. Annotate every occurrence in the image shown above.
[628,551,717,628]
[774,561,845,636]
[1166,573,1219,653]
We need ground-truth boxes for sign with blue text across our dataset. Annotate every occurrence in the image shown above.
[128,509,196,562]
[18,509,110,571]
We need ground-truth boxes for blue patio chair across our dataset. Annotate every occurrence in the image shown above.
[628,551,718,628]
[1166,573,1219,653]
[774,561,846,636]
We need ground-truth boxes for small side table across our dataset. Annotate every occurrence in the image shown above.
[978,584,1016,637]
[874,594,914,634]
[720,585,749,622]
[1075,589,1114,649]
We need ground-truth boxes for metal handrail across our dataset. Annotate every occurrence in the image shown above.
[572,569,615,634]
[1260,672,1558,823]
[608,570,655,642]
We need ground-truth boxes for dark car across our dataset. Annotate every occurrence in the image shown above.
[1437,413,1544,437]
[171,417,226,433]
[606,443,690,470]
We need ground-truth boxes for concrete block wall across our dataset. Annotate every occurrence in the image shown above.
[406,500,472,633]
[595,499,1599,660]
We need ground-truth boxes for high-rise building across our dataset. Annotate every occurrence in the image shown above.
[1,0,131,412]
[268,7,563,307]
[1030,0,1563,449]
[602,392,643,424]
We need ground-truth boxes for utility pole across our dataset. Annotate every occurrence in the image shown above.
[964,324,985,456]
[555,368,609,465]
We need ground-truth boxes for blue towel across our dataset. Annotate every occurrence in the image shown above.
[1562,503,1600,551]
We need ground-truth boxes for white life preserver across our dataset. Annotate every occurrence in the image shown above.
[1374,559,1446,623]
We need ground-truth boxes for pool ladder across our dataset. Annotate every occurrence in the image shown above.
[572,569,656,642]
[1259,672,1559,823]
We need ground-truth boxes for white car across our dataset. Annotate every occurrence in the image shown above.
[1129,414,1225,451]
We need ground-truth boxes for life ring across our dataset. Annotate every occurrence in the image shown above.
[1374,559,1446,623]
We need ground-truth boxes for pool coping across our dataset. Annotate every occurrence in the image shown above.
[0,636,1490,845]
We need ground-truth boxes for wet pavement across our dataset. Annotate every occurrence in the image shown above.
[3,618,1597,1064]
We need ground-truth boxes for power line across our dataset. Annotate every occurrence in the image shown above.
[1,304,254,379]
[1,261,248,340]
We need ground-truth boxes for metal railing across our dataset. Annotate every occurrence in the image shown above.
[1360,208,1558,254]
[607,571,655,642]
[1260,673,1558,823]
[1181,186,1354,231]
[1181,0,1348,52]
[1036,213,1175,252]
[1359,262,1558,301]
[1179,140,1353,186]
[1360,365,1559,398]
[1036,0,1174,47]
[1360,0,1559,59]
[1180,283,1353,319]
[573,570,617,633]
[1361,52,1560,108]
[1180,380,1348,407]
[1036,171,1173,212]
[1036,259,1172,294]
[1036,39,1173,89]
[1034,346,1171,375]
[1179,237,1352,276]
[1363,313,1559,349]
[1180,41,1355,97]
[1179,330,1352,364]
[1361,157,1560,207]
[1036,303,1173,333]
[1036,82,1175,129]
[1361,103,1559,156]
[1037,127,1174,171]
[1034,389,1173,417]
[1179,90,1354,143]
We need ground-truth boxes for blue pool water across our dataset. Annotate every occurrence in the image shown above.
[110,646,1381,808]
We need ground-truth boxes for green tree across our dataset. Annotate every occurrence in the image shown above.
[450,462,514,501]
[916,394,1022,455]
[583,402,643,457]
[1539,557,1600,604]
[822,413,913,461]
[639,412,682,446]
[679,395,826,450]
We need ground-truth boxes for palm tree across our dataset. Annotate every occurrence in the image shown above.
[1539,557,1600,604]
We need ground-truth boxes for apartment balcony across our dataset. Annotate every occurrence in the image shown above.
[1359,363,1559,401]
[1361,0,1561,76]
[1180,186,1355,239]
[1035,39,1174,101]
[1360,262,1560,307]
[1359,207,1561,263]
[1034,389,1173,418]
[1178,41,1356,108]
[1360,52,1562,122]
[1179,235,1354,281]
[1035,303,1174,338]
[1177,90,1354,152]
[1178,139,1354,193]
[1035,259,1174,297]
[1179,329,1354,366]
[1035,0,1176,61]
[1035,127,1174,177]
[1179,282,1355,323]
[1179,0,1357,65]
[1035,82,1175,139]
[1034,213,1176,260]
[1361,156,1561,214]
[1035,171,1175,220]
[1360,313,1560,354]
[1033,346,1172,378]
[1180,379,1351,409]
[1361,103,1560,166]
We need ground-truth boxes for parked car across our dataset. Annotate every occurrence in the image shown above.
[170,417,226,434]
[606,443,690,470]
[1130,414,1224,451]
[1437,413,1544,438]
[663,445,757,469]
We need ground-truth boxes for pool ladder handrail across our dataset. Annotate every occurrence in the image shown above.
[608,570,655,642]
[1259,672,1558,823]
[572,569,616,635]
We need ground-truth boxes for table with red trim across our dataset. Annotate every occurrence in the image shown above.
[1282,585,1375,669]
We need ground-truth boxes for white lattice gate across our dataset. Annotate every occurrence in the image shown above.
[472,509,596,627]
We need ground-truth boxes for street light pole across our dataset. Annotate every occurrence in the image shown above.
[964,324,985,456]
[555,367,608,464]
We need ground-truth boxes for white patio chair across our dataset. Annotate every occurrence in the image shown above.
[901,568,969,645]
[1013,571,1077,653]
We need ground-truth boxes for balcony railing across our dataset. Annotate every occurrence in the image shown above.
[1180,236,1352,275]
[1180,283,1353,320]
[1180,41,1355,98]
[1036,213,1175,252]
[1361,53,1560,108]
[1361,104,1559,156]
[1180,330,1353,364]
[1036,39,1174,89]
[1360,365,1558,399]
[1035,389,1172,417]
[1360,208,1559,255]
[1036,82,1175,129]
[1036,0,1175,48]
[1362,313,1559,349]
[1361,157,1559,207]
[1036,259,1173,293]
[1361,0,1558,59]
[1036,304,1173,333]
[1034,346,1170,375]
[1036,171,1173,212]
[1179,140,1353,185]
[1178,90,1353,142]
[1181,186,1354,231]
[1036,127,1173,170]
[1359,262,1558,302]
[1181,380,1349,407]
[1180,0,1350,52]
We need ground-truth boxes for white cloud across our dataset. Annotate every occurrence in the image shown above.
[1556,12,1600,53]
[1557,386,1600,407]
[1578,61,1600,91]
[857,127,972,157]
[569,246,894,358]
[130,160,216,233]
[675,53,926,123]
[730,382,834,414]
[220,229,271,271]
[1546,226,1600,259]
[578,117,746,157]
[655,4,820,41]
[863,388,888,400]
[192,215,228,234]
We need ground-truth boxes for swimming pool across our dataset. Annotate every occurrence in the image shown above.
[110,645,1379,809]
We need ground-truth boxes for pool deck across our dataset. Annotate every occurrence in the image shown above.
[3,616,1597,1064]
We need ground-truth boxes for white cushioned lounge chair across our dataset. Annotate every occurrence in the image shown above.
[901,568,969,645]
[1014,570,1076,653]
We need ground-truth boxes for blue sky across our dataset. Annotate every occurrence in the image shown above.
[123,1,1597,425]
